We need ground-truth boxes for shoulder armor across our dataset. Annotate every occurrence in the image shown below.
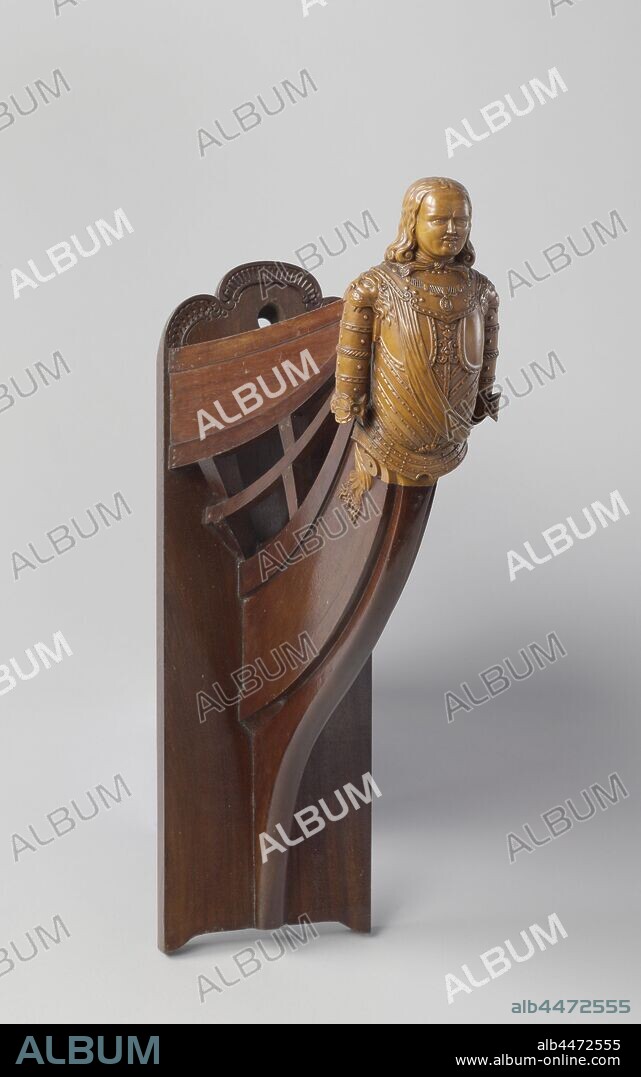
[344,271,380,307]
[475,272,499,314]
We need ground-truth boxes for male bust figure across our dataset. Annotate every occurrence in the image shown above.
[330,177,500,518]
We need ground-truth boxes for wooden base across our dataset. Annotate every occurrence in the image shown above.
[158,262,434,952]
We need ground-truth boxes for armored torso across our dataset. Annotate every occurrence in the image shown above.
[332,259,498,493]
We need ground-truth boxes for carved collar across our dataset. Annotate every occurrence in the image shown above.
[397,258,464,277]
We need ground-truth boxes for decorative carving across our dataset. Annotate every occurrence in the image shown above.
[330,178,501,515]
[165,261,324,348]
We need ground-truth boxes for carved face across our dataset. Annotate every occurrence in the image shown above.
[415,190,471,261]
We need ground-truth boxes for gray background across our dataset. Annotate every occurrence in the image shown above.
[1,0,639,1025]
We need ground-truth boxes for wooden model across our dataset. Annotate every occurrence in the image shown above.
[157,178,500,952]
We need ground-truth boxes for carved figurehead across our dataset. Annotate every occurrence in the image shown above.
[330,177,500,519]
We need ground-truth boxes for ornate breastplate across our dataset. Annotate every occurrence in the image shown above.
[374,264,484,379]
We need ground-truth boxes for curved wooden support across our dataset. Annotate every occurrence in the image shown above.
[247,456,435,928]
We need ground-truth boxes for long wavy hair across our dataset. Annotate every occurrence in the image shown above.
[385,177,475,267]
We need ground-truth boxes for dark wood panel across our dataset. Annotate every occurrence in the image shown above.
[168,305,342,466]
[285,659,372,932]
[158,261,435,952]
